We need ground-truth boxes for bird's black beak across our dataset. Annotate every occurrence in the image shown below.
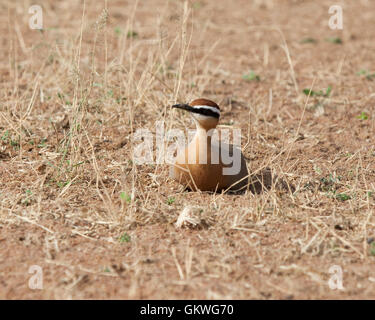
[172,103,194,112]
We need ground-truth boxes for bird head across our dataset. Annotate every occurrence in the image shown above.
[172,98,220,131]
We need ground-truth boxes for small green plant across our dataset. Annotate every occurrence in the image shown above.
[1,130,20,149]
[167,197,175,205]
[301,37,317,44]
[21,189,33,206]
[356,69,375,80]
[57,92,71,105]
[114,27,122,35]
[313,165,322,175]
[116,97,127,104]
[243,71,260,82]
[38,138,48,148]
[318,174,351,201]
[370,242,375,256]
[336,193,351,202]
[72,161,84,168]
[127,30,138,38]
[1,130,9,141]
[326,37,342,44]
[57,181,70,188]
[357,112,368,120]
[120,192,131,204]
[10,139,19,148]
[319,174,340,192]
[303,86,331,97]
[119,232,131,243]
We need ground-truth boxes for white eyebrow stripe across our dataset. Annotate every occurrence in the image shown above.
[191,105,220,115]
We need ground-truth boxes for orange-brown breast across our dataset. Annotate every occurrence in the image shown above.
[172,138,248,191]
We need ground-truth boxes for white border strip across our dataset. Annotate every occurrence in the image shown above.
[192,105,220,116]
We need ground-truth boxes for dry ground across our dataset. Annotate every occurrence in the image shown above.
[1,0,375,299]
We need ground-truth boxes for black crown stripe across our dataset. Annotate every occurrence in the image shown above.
[191,107,220,118]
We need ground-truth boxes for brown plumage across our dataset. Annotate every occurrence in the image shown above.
[190,98,220,110]
[170,98,249,192]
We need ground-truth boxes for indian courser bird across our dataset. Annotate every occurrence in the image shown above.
[170,98,249,192]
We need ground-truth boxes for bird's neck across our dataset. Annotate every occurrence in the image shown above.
[194,125,213,145]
